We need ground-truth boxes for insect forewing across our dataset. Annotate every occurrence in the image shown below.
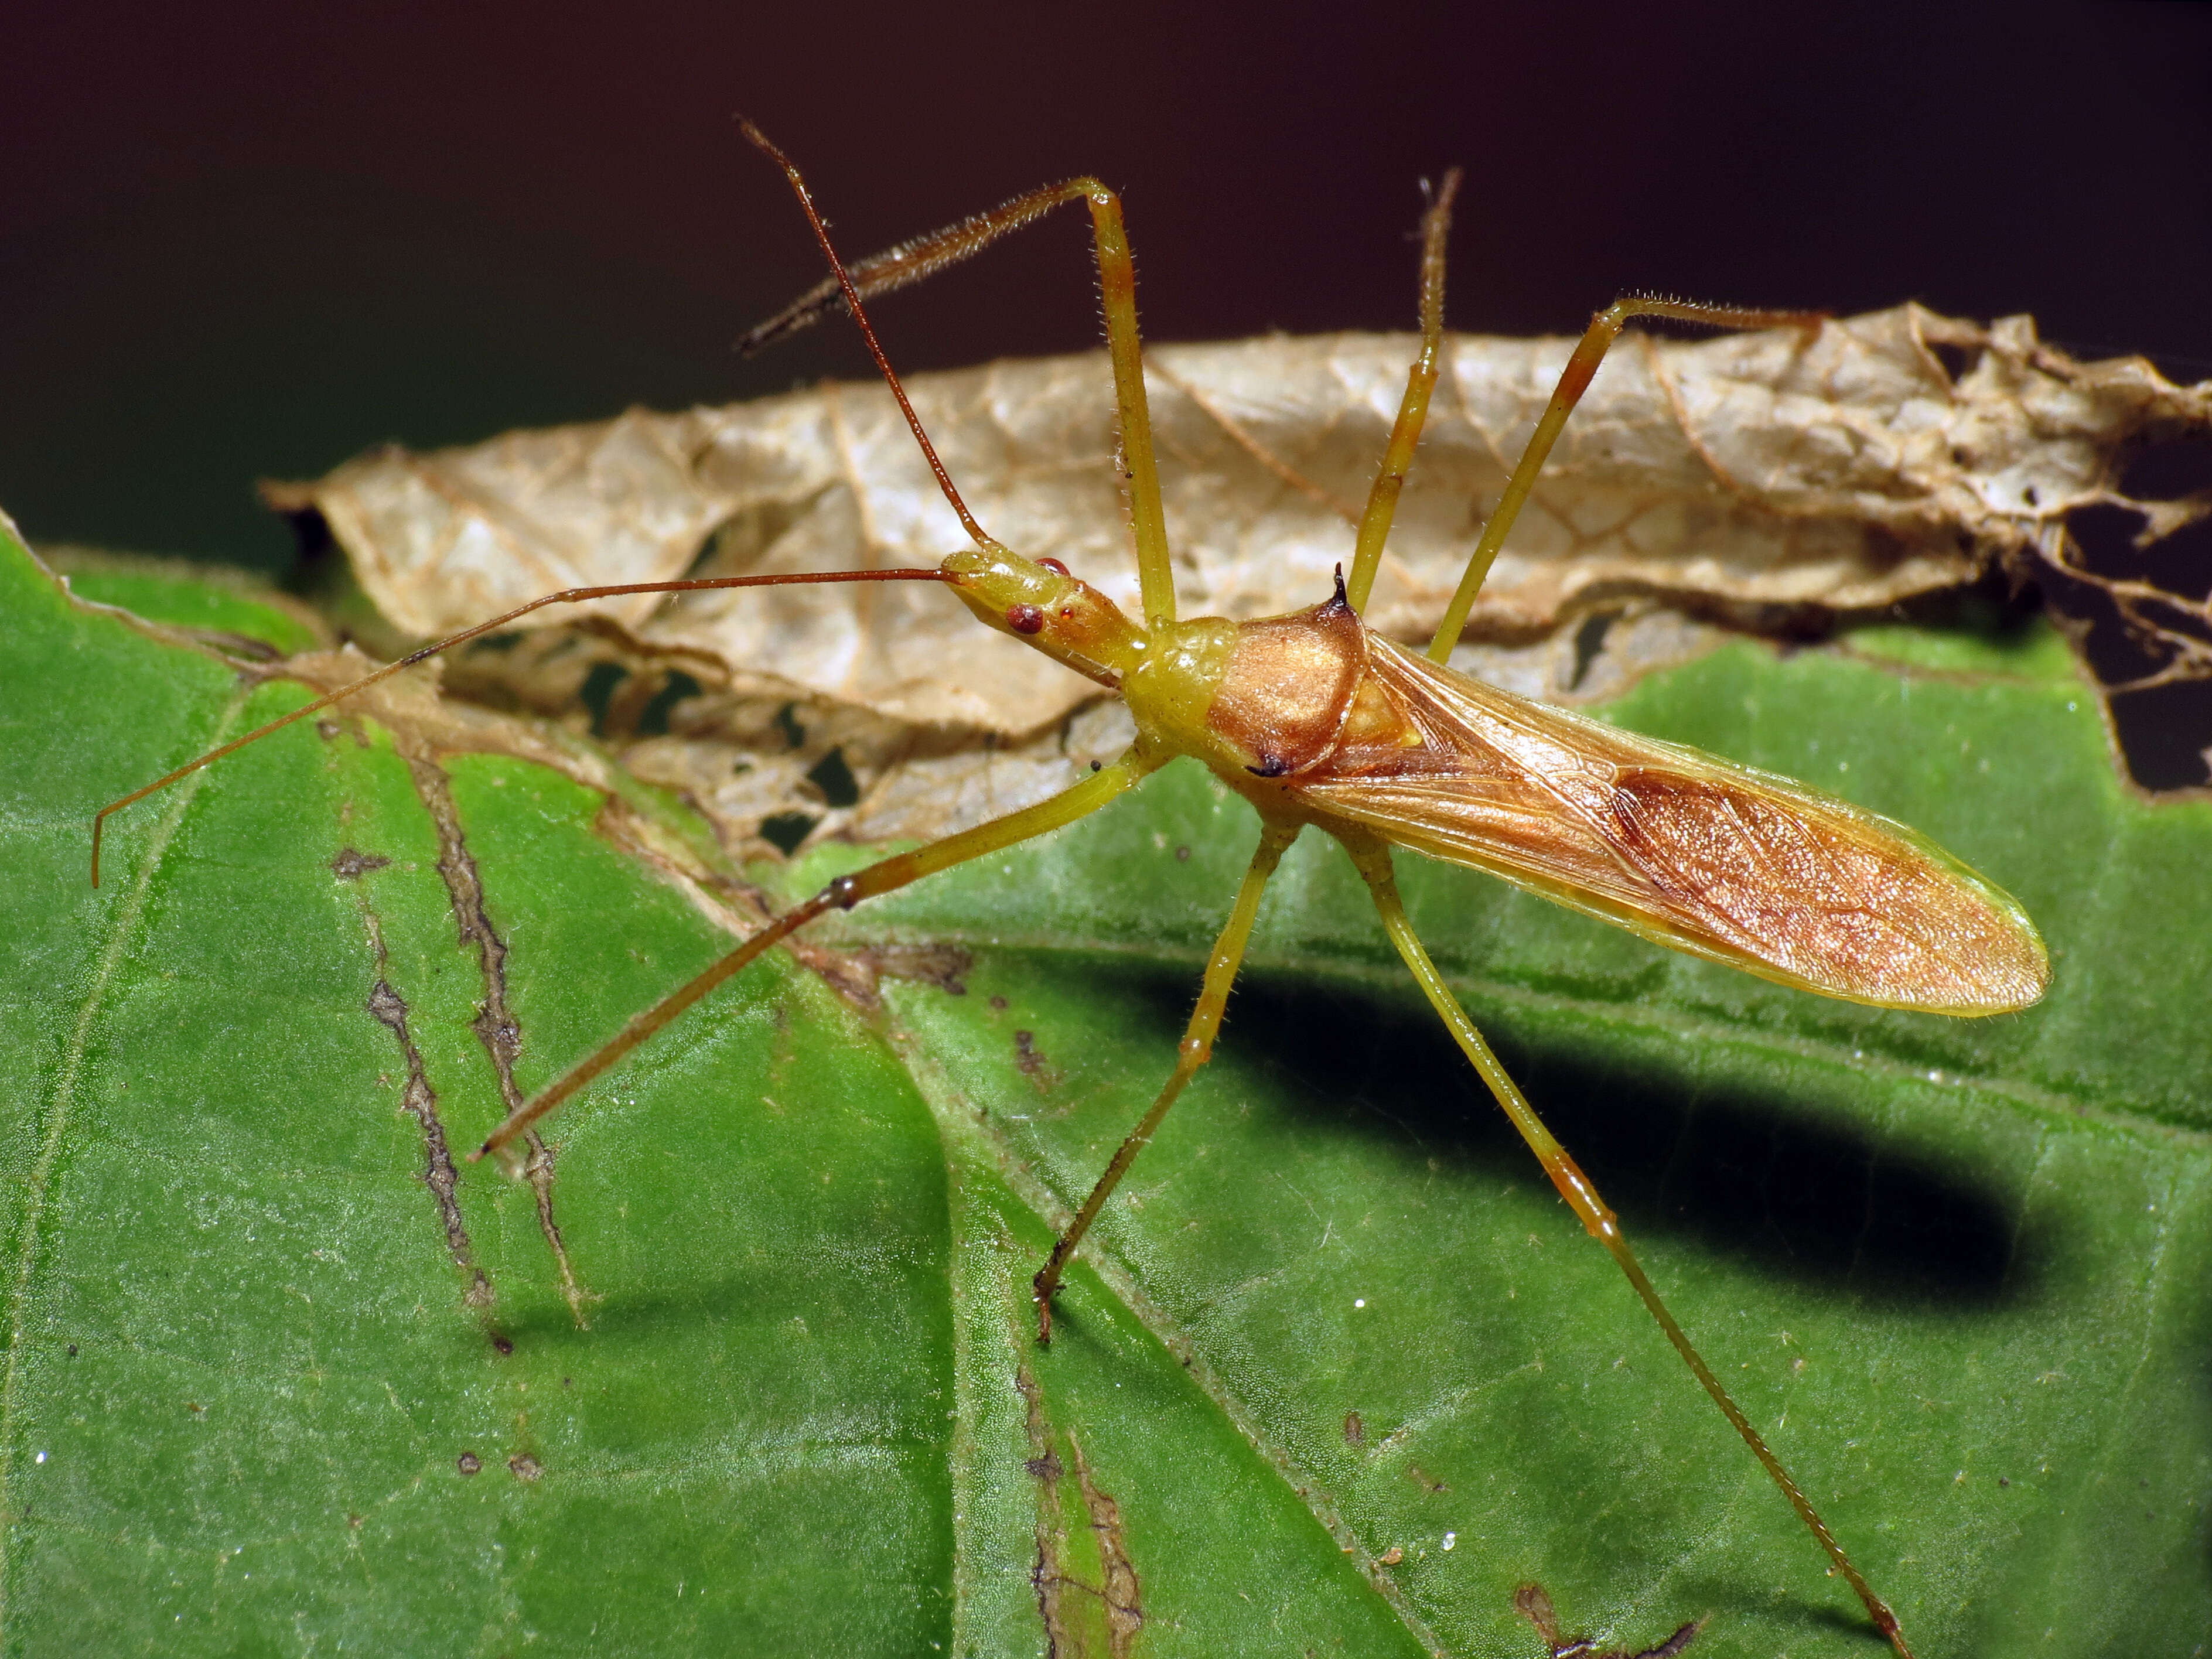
[1302,638,2048,1015]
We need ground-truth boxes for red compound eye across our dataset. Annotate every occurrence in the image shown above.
[1006,603,1046,635]
[1036,558,1070,576]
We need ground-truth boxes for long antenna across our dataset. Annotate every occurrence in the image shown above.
[88,567,953,885]
[738,119,1008,557]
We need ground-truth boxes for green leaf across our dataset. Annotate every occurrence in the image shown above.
[43,551,326,660]
[6,520,2208,1656]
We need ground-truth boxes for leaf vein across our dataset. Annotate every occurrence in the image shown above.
[0,687,250,1637]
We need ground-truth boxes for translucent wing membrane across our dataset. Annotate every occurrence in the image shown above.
[1300,639,2049,1014]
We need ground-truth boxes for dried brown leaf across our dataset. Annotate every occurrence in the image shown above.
[265,306,2212,851]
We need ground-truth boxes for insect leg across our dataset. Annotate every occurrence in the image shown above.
[1425,298,1827,663]
[1032,820,1301,1343]
[739,124,1175,626]
[471,752,1156,1166]
[1344,168,1462,615]
[740,178,1100,352]
[1341,831,1914,1659]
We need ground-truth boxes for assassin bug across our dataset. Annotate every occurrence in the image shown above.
[93,123,2048,1657]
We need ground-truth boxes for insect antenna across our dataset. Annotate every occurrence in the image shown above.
[87,567,954,886]
[735,124,1177,626]
[93,125,1022,889]
[737,118,1009,559]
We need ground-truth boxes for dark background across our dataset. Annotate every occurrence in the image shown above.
[2,1,2207,582]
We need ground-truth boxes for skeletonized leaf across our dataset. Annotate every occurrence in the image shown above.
[261,307,2211,855]
[268,305,2209,743]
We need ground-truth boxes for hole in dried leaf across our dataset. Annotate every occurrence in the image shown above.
[2112,442,2212,604]
[2109,681,2212,792]
[1569,610,1619,691]
[803,745,861,808]
[2119,438,2212,511]
[1928,341,1981,386]
[759,810,817,856]
[2047,494,2212,787]
[578,661,629,737]
[635,669,702,737]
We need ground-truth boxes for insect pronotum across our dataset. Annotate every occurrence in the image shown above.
[93,122,2050,1657]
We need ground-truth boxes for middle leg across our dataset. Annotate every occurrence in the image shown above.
[1032,820,1301,1342]
[473,752,1153,1165]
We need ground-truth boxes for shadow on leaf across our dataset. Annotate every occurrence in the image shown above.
[1134,960,2036,1310]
